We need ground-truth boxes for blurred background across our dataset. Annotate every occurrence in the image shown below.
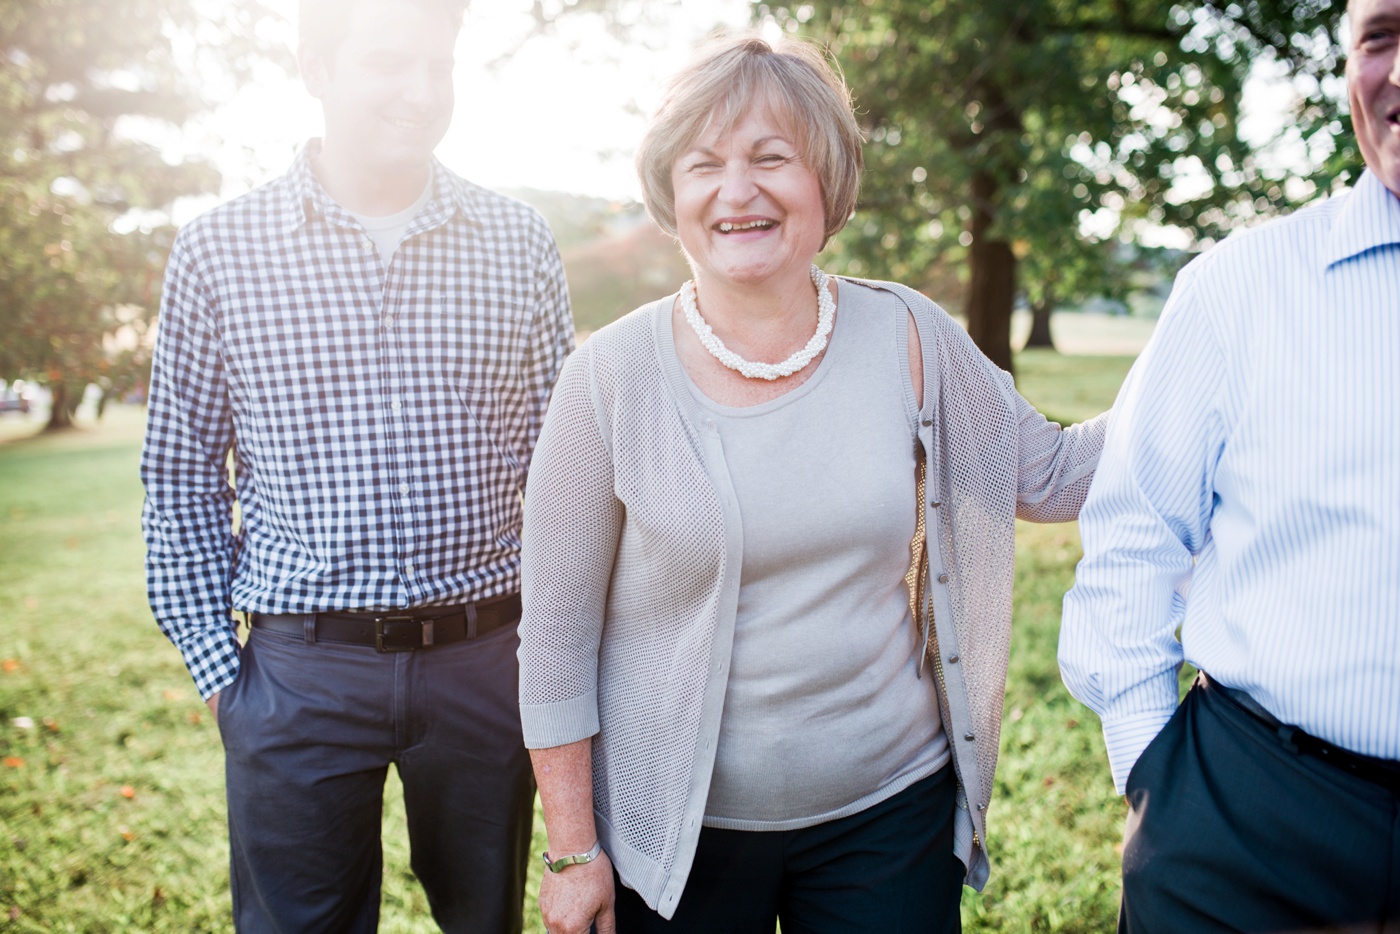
[0,0,1354,930]
[0,0,1354,432]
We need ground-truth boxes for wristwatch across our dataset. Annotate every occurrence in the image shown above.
[541,840,603,873]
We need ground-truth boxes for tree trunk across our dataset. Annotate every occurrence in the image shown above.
[1025,296,1056,350]
[965,169,1017,374]
[44,381,78,432]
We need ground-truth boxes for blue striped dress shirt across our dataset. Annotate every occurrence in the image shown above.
[1059,170,1400,793]
[141,145,574,700]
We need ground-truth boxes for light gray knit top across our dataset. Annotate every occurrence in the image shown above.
[685,282,949,829]
[518,278,1106,919]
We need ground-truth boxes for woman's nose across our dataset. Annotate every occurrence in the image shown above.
[717,163,759,205]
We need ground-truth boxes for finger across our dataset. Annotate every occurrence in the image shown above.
[595,904,618,934]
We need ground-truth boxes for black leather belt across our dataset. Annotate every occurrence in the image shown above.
[250,594,521,653]
[1203,672,1400,793]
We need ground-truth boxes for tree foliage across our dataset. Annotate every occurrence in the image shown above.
[760,0,1349,370]
[0,0,290,428]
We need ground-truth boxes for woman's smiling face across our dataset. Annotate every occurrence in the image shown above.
[670,100,826,292]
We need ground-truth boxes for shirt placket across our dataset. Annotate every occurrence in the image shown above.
[358,225,415,609]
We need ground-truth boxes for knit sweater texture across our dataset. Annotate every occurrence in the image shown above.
[518,278,1106,918]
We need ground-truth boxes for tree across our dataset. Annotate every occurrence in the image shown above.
[762,0,1348,372]
[0,0,291,429]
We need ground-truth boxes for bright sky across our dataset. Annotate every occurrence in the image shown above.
[191,0,754,213]
[175,0,1344,243]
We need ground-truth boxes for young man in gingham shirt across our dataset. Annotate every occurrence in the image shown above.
[140,0,572,929]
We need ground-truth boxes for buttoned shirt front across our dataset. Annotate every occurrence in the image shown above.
[141,144,573,699]
[1059,170,1400,792]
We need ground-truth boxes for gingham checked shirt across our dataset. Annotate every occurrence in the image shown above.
[141,144,573,700]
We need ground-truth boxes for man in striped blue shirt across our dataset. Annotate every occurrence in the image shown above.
[139,0,573,929]
[1060,0,1400,929]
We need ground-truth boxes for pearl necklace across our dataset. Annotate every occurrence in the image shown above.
[680,265,835,381]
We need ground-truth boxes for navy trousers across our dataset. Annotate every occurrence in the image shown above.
[217,621,535,933]
[1120,674,1400,933]
[614,766,965,934]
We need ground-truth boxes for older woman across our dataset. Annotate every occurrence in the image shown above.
[518,35,1105,934]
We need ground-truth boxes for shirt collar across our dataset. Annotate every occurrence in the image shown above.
[278,139,487,235]
[1324,169,1400,268]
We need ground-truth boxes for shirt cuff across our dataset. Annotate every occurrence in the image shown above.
[177,628,242,701]
[1101,708,1176,794]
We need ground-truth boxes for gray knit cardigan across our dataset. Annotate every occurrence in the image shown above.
[518,279,1106,918]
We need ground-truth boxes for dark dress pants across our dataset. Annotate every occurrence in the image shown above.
[613,765,964,934]
[217,621,536,933]
[1120,674,1400,933]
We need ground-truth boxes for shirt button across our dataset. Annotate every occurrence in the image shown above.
[392,401,403,412]
[399,483,410,496]
[405,564,416,575]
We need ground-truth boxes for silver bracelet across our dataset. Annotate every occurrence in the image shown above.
[541,839,603,873]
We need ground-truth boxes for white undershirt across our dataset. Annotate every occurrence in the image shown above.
[346,170,434,268]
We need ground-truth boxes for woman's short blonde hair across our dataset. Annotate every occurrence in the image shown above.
[636,34,864,247]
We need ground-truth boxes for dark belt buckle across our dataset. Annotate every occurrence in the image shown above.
[374,614,421,653]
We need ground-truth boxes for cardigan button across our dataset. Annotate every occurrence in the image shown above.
[921,417,932,426]
[948,655,959,664]
[930,501,943,508]
[938,573,950,584]
[964,733,975,742]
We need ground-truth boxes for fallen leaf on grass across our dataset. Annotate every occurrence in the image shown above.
[22,597,38,610]
[118,825,135,842]
[162,689,187,702]
[120,786,136,799]
[187,712,203,726]
[8,906,19,921]
[1042,776,1055,788]
[42,718,59,733]
[1114,841,1125,855]
[64,537,79,550]
[1,659,20,673]
[3,757,23,769]
[151,886,166,907]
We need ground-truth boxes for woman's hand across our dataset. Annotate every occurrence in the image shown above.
[539,849,617,934]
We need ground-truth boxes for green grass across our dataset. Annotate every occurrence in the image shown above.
[1014,349,1136,426]
[0,351,1130,931]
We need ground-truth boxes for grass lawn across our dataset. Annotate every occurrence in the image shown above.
[1,352,1131,932]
